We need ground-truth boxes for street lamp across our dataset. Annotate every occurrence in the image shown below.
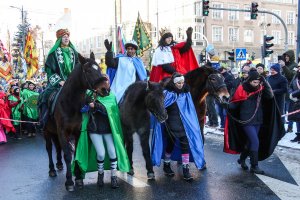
[10,5,26,50]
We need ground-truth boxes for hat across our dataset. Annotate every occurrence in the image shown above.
[231,68,239,75]
[125,40,138,50]
[26,80,36,85]
[206,44,215,56]
[159,27,172,38]
[270,63,280,73]
[56,29,70,39]
[256,63,265,69]
[247,68,260,82]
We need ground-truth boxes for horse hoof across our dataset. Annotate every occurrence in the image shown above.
[75,179,84,189]
[56,163,63,171]
[147,172,155,180]
[49,170,57,177]
[65,185,75,192]
[127,169,134,176]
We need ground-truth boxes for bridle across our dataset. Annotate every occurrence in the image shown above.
[80,62,99,94]
[207,73,226,102]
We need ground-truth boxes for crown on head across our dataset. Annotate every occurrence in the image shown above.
[159,27,171,37]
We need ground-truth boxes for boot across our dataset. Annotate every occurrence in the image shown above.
[290,135,300,142]
[97,172,104,187]
[111,176,119,189]
[182,164,193,181]
[163,162,175,176]
[249,151,264,175]
[237,151,249,170]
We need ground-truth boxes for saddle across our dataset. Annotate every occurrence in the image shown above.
[48,87,62,116]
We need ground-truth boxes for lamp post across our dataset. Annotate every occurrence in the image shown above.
[10,5,26,51]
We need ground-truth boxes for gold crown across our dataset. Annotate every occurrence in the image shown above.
[159,27,171,37]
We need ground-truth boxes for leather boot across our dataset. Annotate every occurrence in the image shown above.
[182,164,193,181]
[111,176,119,189]
[249,151,264,174]
[163,162,175,176]
[237,151,249,170]
[97,172,104,187]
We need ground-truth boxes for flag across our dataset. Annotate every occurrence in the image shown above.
[24,31,39,79]
[0,39,13,81]
[132,13,152,57]
[117,26,126,54]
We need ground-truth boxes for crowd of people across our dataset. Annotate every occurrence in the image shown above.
[0,26,296,189]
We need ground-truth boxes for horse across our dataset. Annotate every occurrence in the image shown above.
[43,52,103,191]
[184,65,230,137]
[119,81,168,179]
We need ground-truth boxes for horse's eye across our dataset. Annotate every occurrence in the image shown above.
[210,78,216,81]
[92,64,98,70]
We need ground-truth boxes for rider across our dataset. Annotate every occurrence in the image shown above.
[149,27,199,82]
[74,75,130,189]
[104,39,147,103]
[151,73,206,181]
[39,29,79,127]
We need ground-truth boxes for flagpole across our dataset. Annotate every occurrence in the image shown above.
[114,0,118,54]
[156,0,159,43]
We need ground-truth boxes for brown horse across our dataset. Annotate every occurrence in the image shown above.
[43,52,103,191]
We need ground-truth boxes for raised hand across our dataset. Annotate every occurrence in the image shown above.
[186,27,193,39]
[104,39,112,51]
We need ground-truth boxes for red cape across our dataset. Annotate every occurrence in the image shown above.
[0,93,15,133]
[149,42,199,82]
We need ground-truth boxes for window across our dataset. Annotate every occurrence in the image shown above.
[212,3,223,19]
[228,4,239,21]
[194,25,202,40]
[96,36,102,48]
[272,30,281,45]
[228,27,239,42]
[287,11,295,25]
[90,37,95,49]
[194,1,201,16]
[244,5,250,20]
[272,10,281,24]
[244,29,253,43]
[212,26,223,42]
[288,31,295,45]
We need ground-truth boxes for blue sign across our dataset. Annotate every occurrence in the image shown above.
[235,48,247,61]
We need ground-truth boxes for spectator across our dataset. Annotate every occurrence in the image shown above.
[256,63,268,78]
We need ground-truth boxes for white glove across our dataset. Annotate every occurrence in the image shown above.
[290,93,298,102]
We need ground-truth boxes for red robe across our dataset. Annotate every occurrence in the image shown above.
[149,42,199,82]
[0,92,15,133]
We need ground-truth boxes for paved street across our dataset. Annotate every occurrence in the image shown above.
[0,133,299,200]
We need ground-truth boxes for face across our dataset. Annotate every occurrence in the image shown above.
[28,83,35,90]
[257,67,264,74]
[175,80,184,89]
[285,55,290,62]
[242,72,248,79]
[250,80,261,87]
[164,37,173,45]
[270,68,278,75]
[95,78,110,97]
[126,46,136,57]
[61,34,70,46]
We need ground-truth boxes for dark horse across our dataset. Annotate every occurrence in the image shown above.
[119,81,168,179]
[43,52,103,191]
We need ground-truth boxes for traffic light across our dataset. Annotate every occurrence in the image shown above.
[228,50,235,61]
[263,35,274,58]
[199,51,206,63]
[202,0,209,16]
[250,2,258,20]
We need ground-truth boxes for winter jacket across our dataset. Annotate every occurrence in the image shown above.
[282,50,297,83]
[288,77,300,122]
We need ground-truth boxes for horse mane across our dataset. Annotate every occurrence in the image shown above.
[123,81,148,104]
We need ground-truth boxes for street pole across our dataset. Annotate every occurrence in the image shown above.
[156,0,159,43]
[296,0,300,63]
[209,7,289,51]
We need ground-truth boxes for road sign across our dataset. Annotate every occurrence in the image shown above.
[235,48,247,61]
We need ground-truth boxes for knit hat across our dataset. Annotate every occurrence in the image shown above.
[247,68,260,82]
[256,63,265,69]
[56,29,70,39]
[270,63,280,73]
[125,40,138,50]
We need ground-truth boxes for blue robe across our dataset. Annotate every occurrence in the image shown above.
[151,90,206,169]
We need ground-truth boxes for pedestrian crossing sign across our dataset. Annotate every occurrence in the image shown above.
[235,48,247,61]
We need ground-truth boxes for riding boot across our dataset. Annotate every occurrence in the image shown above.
[249,151,264,174]
[163,161,175,176]
[111,176,119,189]
[97,172,104,187]
[237,151,249,170]
[182,164,193,181]
[40,103,49,128]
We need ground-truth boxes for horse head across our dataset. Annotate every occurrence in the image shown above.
[205,67,230,103]
[78,52,104,91]
[145,81,168,123]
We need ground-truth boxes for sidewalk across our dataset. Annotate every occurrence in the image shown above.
[204,125,300,150]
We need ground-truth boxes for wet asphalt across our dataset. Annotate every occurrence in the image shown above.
[0,133,298,200]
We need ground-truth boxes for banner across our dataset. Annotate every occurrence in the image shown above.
[24,31,39,79]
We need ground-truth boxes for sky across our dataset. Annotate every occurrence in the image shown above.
[0,0,158,43]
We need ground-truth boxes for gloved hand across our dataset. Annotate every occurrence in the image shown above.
[290,93,298,102]
[104,39,112,51]
[186,27,193,39]
[80,105,90,113]
[278,60,285,67]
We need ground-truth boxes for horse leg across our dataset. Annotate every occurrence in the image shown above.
[60,135,75,191]
[139,130,155,180]
[196,100,206,144]
[52,134,63,170]
[123,127,134,175]
[73,136,84,189]
[45,133,56,177]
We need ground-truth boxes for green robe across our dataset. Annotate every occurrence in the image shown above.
[8,95,22,125]
[72,93,130,178]
[21,89,39,120]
